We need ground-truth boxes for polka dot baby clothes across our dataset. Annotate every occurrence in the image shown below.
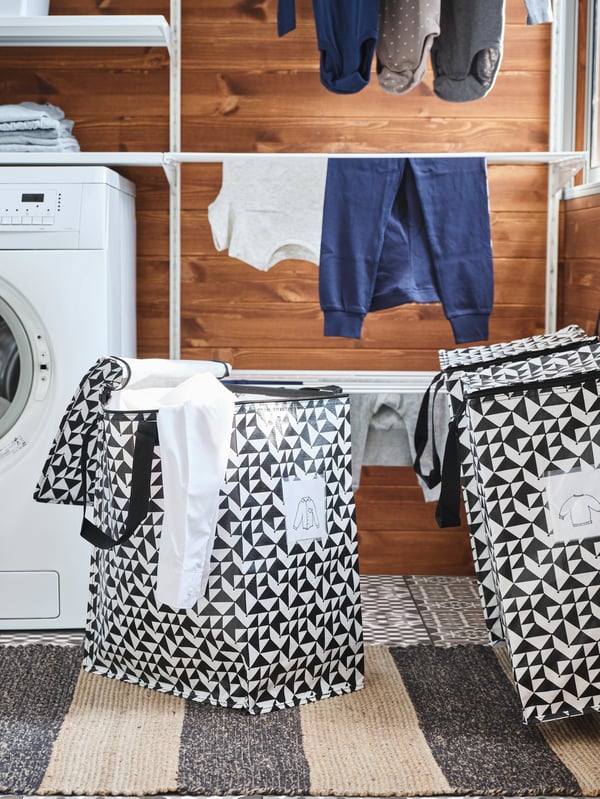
[377,0,441,95]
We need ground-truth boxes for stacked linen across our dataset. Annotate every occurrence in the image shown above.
[0,102,80,151]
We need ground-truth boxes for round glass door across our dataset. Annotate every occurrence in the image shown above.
[0,296,34,440]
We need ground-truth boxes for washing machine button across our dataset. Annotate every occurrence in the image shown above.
[21,216,32,225]
[32,216,43,225]
[1,216,11,224]
[11,216,21,224]
[42,216,54,225]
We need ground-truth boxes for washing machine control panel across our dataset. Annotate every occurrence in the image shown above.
[0,184,81,231]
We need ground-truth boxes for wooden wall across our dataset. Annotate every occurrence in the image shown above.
[558,0,600,337]
[560,194,600,334]
[0,0,555,574]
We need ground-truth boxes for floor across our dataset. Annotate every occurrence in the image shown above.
[0,577,533,799]
[0,574,490,646]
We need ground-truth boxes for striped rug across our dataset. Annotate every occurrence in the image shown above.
[2,643,600,796]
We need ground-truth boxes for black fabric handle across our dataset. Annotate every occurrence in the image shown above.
[435,412,463,528]
[80,420,158,550]
[222,382,343,400]
[413,372,444,489]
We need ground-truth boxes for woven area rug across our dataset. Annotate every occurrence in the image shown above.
[2,643,600,796]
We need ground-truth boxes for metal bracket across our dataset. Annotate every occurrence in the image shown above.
[549,155,587,195]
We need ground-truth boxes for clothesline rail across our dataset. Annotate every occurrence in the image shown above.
[165,151,586,164]
[227,369,440,394]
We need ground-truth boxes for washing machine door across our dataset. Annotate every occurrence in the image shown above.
[0,295,35,441]
[0,277,52,471]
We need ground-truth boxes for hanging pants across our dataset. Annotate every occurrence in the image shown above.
[319,157,494,345]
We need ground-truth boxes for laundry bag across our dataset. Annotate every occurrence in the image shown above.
[424,325,594,645]
[35,357,364,714]
[457,339,600,722]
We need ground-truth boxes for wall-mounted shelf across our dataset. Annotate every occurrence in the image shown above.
[0,152,166,167]
[0,15,172,53]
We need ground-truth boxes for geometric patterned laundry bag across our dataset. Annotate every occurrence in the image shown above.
[34,357,364,714]
[459,340,600,723]
[435,325,594,646]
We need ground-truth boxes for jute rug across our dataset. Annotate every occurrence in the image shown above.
[2,643,600,796]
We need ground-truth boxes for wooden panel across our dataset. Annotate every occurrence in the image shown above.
[559,194,600,333]
[357,530,474,575]
[181,115,549,155]
[355,468,473,576]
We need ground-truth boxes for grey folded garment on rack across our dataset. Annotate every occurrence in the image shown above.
[350,391,449,502]
[0,101,80,151]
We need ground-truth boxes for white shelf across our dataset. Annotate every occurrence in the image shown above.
[0,152,165,167]
[0,15,172,52]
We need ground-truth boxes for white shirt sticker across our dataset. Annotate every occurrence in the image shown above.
[283,475,326,546]
[545,468,600,543]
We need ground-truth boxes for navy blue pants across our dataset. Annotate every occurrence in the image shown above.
[319,158,494,344]
[278,0,378,94]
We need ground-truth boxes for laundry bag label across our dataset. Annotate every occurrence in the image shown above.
[282,475,326,546]
[545,467,600,543]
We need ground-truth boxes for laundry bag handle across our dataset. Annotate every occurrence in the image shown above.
[222,381,344,400]
[79,420,158,550]
[412,372,444,489]
[434,411,463,528]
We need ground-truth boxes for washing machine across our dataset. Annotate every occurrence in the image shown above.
[0,166,136,630]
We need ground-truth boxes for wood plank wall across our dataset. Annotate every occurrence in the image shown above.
[0,0,554,574]
[559,1,600,338]
[560,194,600,334]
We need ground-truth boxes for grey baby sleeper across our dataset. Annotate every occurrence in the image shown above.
[430,0,505,103]
[377,0,441,95]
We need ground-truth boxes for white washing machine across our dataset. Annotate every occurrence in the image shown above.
[0,166,136,630]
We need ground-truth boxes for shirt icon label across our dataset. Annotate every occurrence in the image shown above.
[282,474,326,545]
[545,468,600,543]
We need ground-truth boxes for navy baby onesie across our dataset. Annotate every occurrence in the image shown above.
[278,0,379,94]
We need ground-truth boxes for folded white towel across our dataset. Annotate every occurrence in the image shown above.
[0,120,75,145]
[0,139,80,152]
[0,101,65,130]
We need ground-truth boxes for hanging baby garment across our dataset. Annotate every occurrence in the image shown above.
[430,0,505,103]
[319,157,494,345]
[277,0,379,94]
[523,0,552,24]
[377,0,441,95]
[208,157,328,270]
[350,391,448,501]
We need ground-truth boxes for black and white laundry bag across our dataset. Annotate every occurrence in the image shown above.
[457,340,600,722]
[34,357,364,714]
[433,325,594,645]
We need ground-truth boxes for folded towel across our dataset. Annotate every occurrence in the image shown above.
[0,119,74,145]
[0,102,79,151]
[0,129,59,141]
[0,101,65,130]
[0,139,80,152]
